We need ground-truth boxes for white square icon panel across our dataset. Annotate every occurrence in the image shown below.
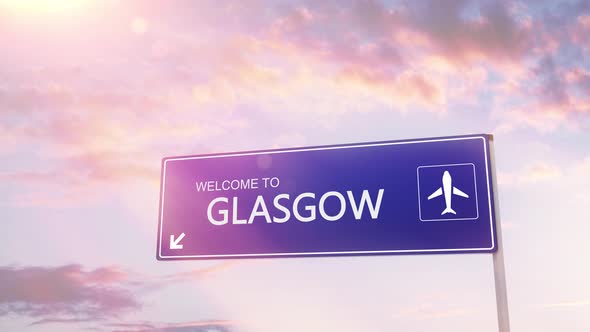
[417,163,479,221]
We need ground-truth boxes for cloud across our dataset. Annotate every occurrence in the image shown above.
[335,67,445,106]
[493,55,590,133]
[572,14,590,54]
[110,320,234,332]
[518,163,562,183]
[500,220,519,231]
[498,162,562,186]
[532,56,570,108]
[0,265,139,320]
[159,262,239,284]
[0,88,143,116]
[396,302,474,320]
[270,1,406,68]
[29,318,236,332]
[494,107,572,133]
[271,0,530,67]
[489,1,590,133]
[574,156,590,175]
[406,0,531,63]
[543,300,590,309]
[0,262,236,328]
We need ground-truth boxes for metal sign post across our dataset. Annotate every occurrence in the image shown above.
[490,138,511,332]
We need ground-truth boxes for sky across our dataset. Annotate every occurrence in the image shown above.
[1,0,590,331]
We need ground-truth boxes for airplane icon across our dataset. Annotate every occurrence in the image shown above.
[427,170,469,215]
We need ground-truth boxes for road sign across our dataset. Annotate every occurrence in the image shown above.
[156,134,498,260]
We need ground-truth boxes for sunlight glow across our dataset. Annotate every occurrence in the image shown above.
[0,0,93,15]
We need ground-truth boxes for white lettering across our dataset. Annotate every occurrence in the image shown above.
[293,192,316,222]
[207,197,228,225]
[195,181,208,192]
[232,197,247,224]
[269,177,280,188]
[347,189,384,220]
[273,194,291,223]
[206,189,384,226]
[319,191,346,221]
[248,195,272,224]
[222,180,230,191]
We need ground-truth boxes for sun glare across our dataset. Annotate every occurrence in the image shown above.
[0,0,93,15]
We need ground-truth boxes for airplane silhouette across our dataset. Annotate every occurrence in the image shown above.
[427,170,469,215]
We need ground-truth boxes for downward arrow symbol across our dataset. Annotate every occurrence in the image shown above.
[170,233,185,250]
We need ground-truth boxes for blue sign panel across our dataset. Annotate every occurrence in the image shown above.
[157,134,497,260]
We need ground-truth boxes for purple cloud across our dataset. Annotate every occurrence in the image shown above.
[109,320,234,332]
[407,0,530,62]
[0,265,139,321]
[269,0,530,67]
[0,263,236,329]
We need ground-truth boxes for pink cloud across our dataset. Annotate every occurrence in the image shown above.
[543,299,590,309]
[0,265,139,320]
[406,0,531,64]
[160,262,240,283]
[0,150,160,208]
[571,15,590,53]
[110,320,234,332]
[394,292,476,320]
[269,0,530,70]
[497,162,562,186]
[336,67,445,106]
[493,54,590,132]
[575,156,590,175]
[0,263,237,328]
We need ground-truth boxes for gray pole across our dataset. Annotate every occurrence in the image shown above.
[489,138,511,332]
